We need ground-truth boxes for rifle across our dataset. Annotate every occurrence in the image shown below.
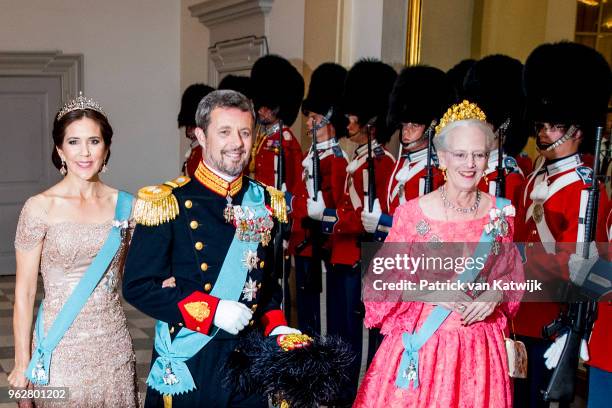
[365,117,378,212]
[273,119,289,308]
[495,118,511,197]
[302,109,333,292]
[542,126,603,402]
[423,120,437,194]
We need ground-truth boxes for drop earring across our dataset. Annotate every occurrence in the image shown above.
[482,171,488,185]
[440,165,447,181]
[101,163,108,173]
[60,160,67,176]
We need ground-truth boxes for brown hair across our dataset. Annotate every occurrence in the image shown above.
[51,109,113,170]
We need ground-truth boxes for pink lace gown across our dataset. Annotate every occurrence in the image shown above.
[14,198,139,408]
[354,197,523,408]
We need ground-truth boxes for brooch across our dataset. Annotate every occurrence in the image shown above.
[484,205,515,255]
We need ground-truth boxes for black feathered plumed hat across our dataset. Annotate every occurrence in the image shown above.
[342,58,397,144]
[463,54,529,156]
[218,75,252,100]
[224,333,354,407]
[177,83,215,128]
[387,65,453,131]
[446,59,476,103]
[250,55,305,126]
[524,41,611,128]
[302,62,348,138]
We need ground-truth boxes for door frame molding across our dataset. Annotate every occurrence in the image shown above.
[0,51,83,103]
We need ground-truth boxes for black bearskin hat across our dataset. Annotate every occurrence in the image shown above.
[224,332,354,407]
[524,41,611,130]
[463,54,529,156]
[302,62,348,137]
[177,83,215,128]
[218,75,252,100]
[250,55,305,126]
[446,59,476,103]
[342,58,397,144]
[387,65,453,131]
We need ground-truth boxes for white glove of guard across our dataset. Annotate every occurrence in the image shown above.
[543,333,590,370]
[361,198,382,233]
[307,191,326,221]
[269,325,302,336]
[569,241,599,286]
[281,182,288,193]
[213,299,252,335]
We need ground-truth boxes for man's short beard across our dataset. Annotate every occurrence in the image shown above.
[204,150,247,177]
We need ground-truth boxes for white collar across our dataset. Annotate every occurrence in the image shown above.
[313,138,339,151]
[545,154,582,177]
[402,147,428,163]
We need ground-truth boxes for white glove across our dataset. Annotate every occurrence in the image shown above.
[361,198,382,233]
[569,241,599,286]
[213,300,252,335]
[281,182,287,193]
[269,325,302,336]
[543,333,590,370]
[307,191,326,221]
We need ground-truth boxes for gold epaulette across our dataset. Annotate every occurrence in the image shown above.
[265,186,288,224]
[133,176,191,226]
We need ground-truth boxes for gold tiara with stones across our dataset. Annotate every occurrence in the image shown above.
[57,91,106,120]
[435,100,486,135]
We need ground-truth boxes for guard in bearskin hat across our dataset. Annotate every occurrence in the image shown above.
[218,74,252,100]
[306,58,397,403]
[249,54,304,192]
[361,65,452,243]
[462,54,528,202]
[446,58,475,103]
[178,83,215,177]
[513,42,611,407]
[287,63,349,335]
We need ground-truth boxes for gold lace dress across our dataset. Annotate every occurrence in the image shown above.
[14,198,139,407]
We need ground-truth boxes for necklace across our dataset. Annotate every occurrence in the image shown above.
[440,185,481,214]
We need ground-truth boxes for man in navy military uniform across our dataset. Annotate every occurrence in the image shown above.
[123,90,299,408]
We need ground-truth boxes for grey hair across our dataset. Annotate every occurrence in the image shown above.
[433,119,496,152]
[195,89,255,132]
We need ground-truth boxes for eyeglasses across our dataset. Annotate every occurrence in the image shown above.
[448,150,489,162]
[534,122,568,134]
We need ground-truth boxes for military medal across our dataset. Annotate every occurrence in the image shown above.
[232,205,274,246]
[533,203,544,223]
[224,194,234,223]
[242,277,259,301]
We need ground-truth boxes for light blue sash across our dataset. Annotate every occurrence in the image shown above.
[26,191,133,385]
[395,197,510,390]
[146,181,266,396]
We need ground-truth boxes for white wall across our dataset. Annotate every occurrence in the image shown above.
[0,0,181,194]
[267,0,306,66]
[340,0,384,66]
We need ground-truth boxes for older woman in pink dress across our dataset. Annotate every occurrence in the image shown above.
[354,101,524,408]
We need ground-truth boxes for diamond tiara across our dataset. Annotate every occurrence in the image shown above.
[57,92,106,120]
[435,100,486,135]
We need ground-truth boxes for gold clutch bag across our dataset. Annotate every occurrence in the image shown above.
[503,321,528,378]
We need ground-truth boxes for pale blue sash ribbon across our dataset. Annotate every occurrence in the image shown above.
[26,191,133,385]
[146,181,266,396]
[395,197,510,390]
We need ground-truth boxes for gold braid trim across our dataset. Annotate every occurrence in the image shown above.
[134,184,180,226]
[435,99,487,136]
[266,186,288,223]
